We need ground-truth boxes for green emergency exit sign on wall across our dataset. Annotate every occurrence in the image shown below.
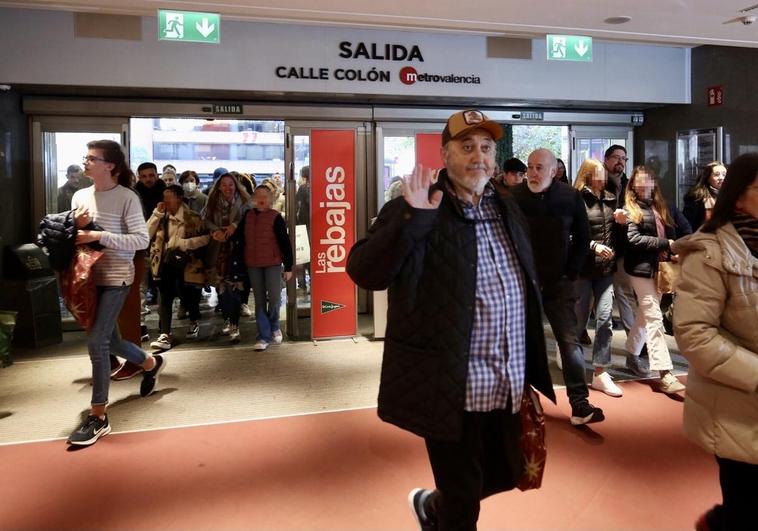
[546,35,592,62]
[159,10,220,44]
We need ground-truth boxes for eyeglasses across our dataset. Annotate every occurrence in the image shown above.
[609,155,629,162]
[82,155,107,163]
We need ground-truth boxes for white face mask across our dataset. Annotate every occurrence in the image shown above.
[183,182,197,194]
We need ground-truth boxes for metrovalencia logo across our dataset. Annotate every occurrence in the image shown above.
[320,300,347,315]
[398,66,481,86]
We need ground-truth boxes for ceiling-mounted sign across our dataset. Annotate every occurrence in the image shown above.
[546,35,593,62]
[707,85,724,107]
[158,10,220,44]
[520,111,544,121]
[212,103,243,114]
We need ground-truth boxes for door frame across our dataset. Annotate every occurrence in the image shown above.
[30,115,129,233]
[284,121,371,340]
[569,125,634,181]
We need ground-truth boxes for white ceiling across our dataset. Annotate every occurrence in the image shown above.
[5,0,758,48]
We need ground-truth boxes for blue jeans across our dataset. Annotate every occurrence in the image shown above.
[612,258,637,334]
[574,276,614,367]
[89,285,148,406]
[248,266,283,342]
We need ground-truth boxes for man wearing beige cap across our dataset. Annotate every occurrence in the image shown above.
[348,110,555,530]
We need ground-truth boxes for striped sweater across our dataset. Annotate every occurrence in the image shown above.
[71,185,149,286]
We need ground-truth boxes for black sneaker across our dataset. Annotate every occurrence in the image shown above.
[140,354,166,397]
[67,414,111,446]
[140,324,150,343]
[570,402,605,426]
[408,488,437,531]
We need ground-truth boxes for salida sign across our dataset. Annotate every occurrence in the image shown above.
[275,41,481,86]
[310,130,357,339]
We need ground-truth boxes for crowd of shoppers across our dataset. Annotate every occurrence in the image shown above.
[42,110,756,531]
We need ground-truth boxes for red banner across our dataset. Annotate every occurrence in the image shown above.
[415,133,444,171]
[310,130,357,339]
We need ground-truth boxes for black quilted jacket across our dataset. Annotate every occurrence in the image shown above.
[347,171,555,442]
[579,186,617,278]
[37,210,104,272]
[624,200,675,279]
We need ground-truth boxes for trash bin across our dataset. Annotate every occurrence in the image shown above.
[1,244,62,348]
[0,310,17,367]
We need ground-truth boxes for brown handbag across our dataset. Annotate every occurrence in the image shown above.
[517,385,547,491]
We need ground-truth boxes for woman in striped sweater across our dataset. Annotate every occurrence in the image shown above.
[67,140,166,447]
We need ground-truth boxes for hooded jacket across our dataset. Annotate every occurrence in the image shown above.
[674,224,758,464]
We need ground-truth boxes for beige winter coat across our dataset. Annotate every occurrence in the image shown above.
[148,203,211,285]
[674,222,758,464]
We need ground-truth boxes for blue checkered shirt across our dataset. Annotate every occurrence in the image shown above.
[461,185,527,414]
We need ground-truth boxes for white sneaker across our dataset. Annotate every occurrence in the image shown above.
[591,371,623,397]
[240,303,252,317]
[150,333,172,350]
[229,326,240,343]
[660,372,686,394]
[272,330,283,344]
[253,340,269,351]
[221,319,232,335]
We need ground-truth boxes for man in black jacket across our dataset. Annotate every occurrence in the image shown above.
[511,148,604,427]
[348,110,555,531]
[135,162,165,305]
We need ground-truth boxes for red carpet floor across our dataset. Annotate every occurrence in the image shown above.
[0,378,720,530]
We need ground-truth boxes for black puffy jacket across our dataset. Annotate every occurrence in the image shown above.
[624,200,675,278]
[36,211,104,271]
[347,171,555,442]
[579,186,617,278]
[509,180,591,285]
[37,210,77,271]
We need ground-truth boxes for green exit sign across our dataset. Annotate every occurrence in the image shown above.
[546,35,592,62]
[159,10,220,44]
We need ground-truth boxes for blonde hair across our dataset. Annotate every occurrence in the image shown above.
[573,159,605,191]
[624,166,673,226]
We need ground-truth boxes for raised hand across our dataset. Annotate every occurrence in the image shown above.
[402,164,443,210]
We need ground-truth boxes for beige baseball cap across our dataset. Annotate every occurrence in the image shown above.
[442,109,503,145]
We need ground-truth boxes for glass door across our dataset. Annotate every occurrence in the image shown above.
[375,122,446,213]
[676,128,723,209]
[570,126,633,182]
[30,116,128,329]
[31,116,128,231]
[284,122,368,340]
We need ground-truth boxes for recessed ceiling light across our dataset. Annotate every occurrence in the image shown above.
[604,16,632,24]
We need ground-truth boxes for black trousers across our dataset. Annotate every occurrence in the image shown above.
[158,265,201,334]
[716,456,758,530]
[424,408,522,531]
[542,278,589,409]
